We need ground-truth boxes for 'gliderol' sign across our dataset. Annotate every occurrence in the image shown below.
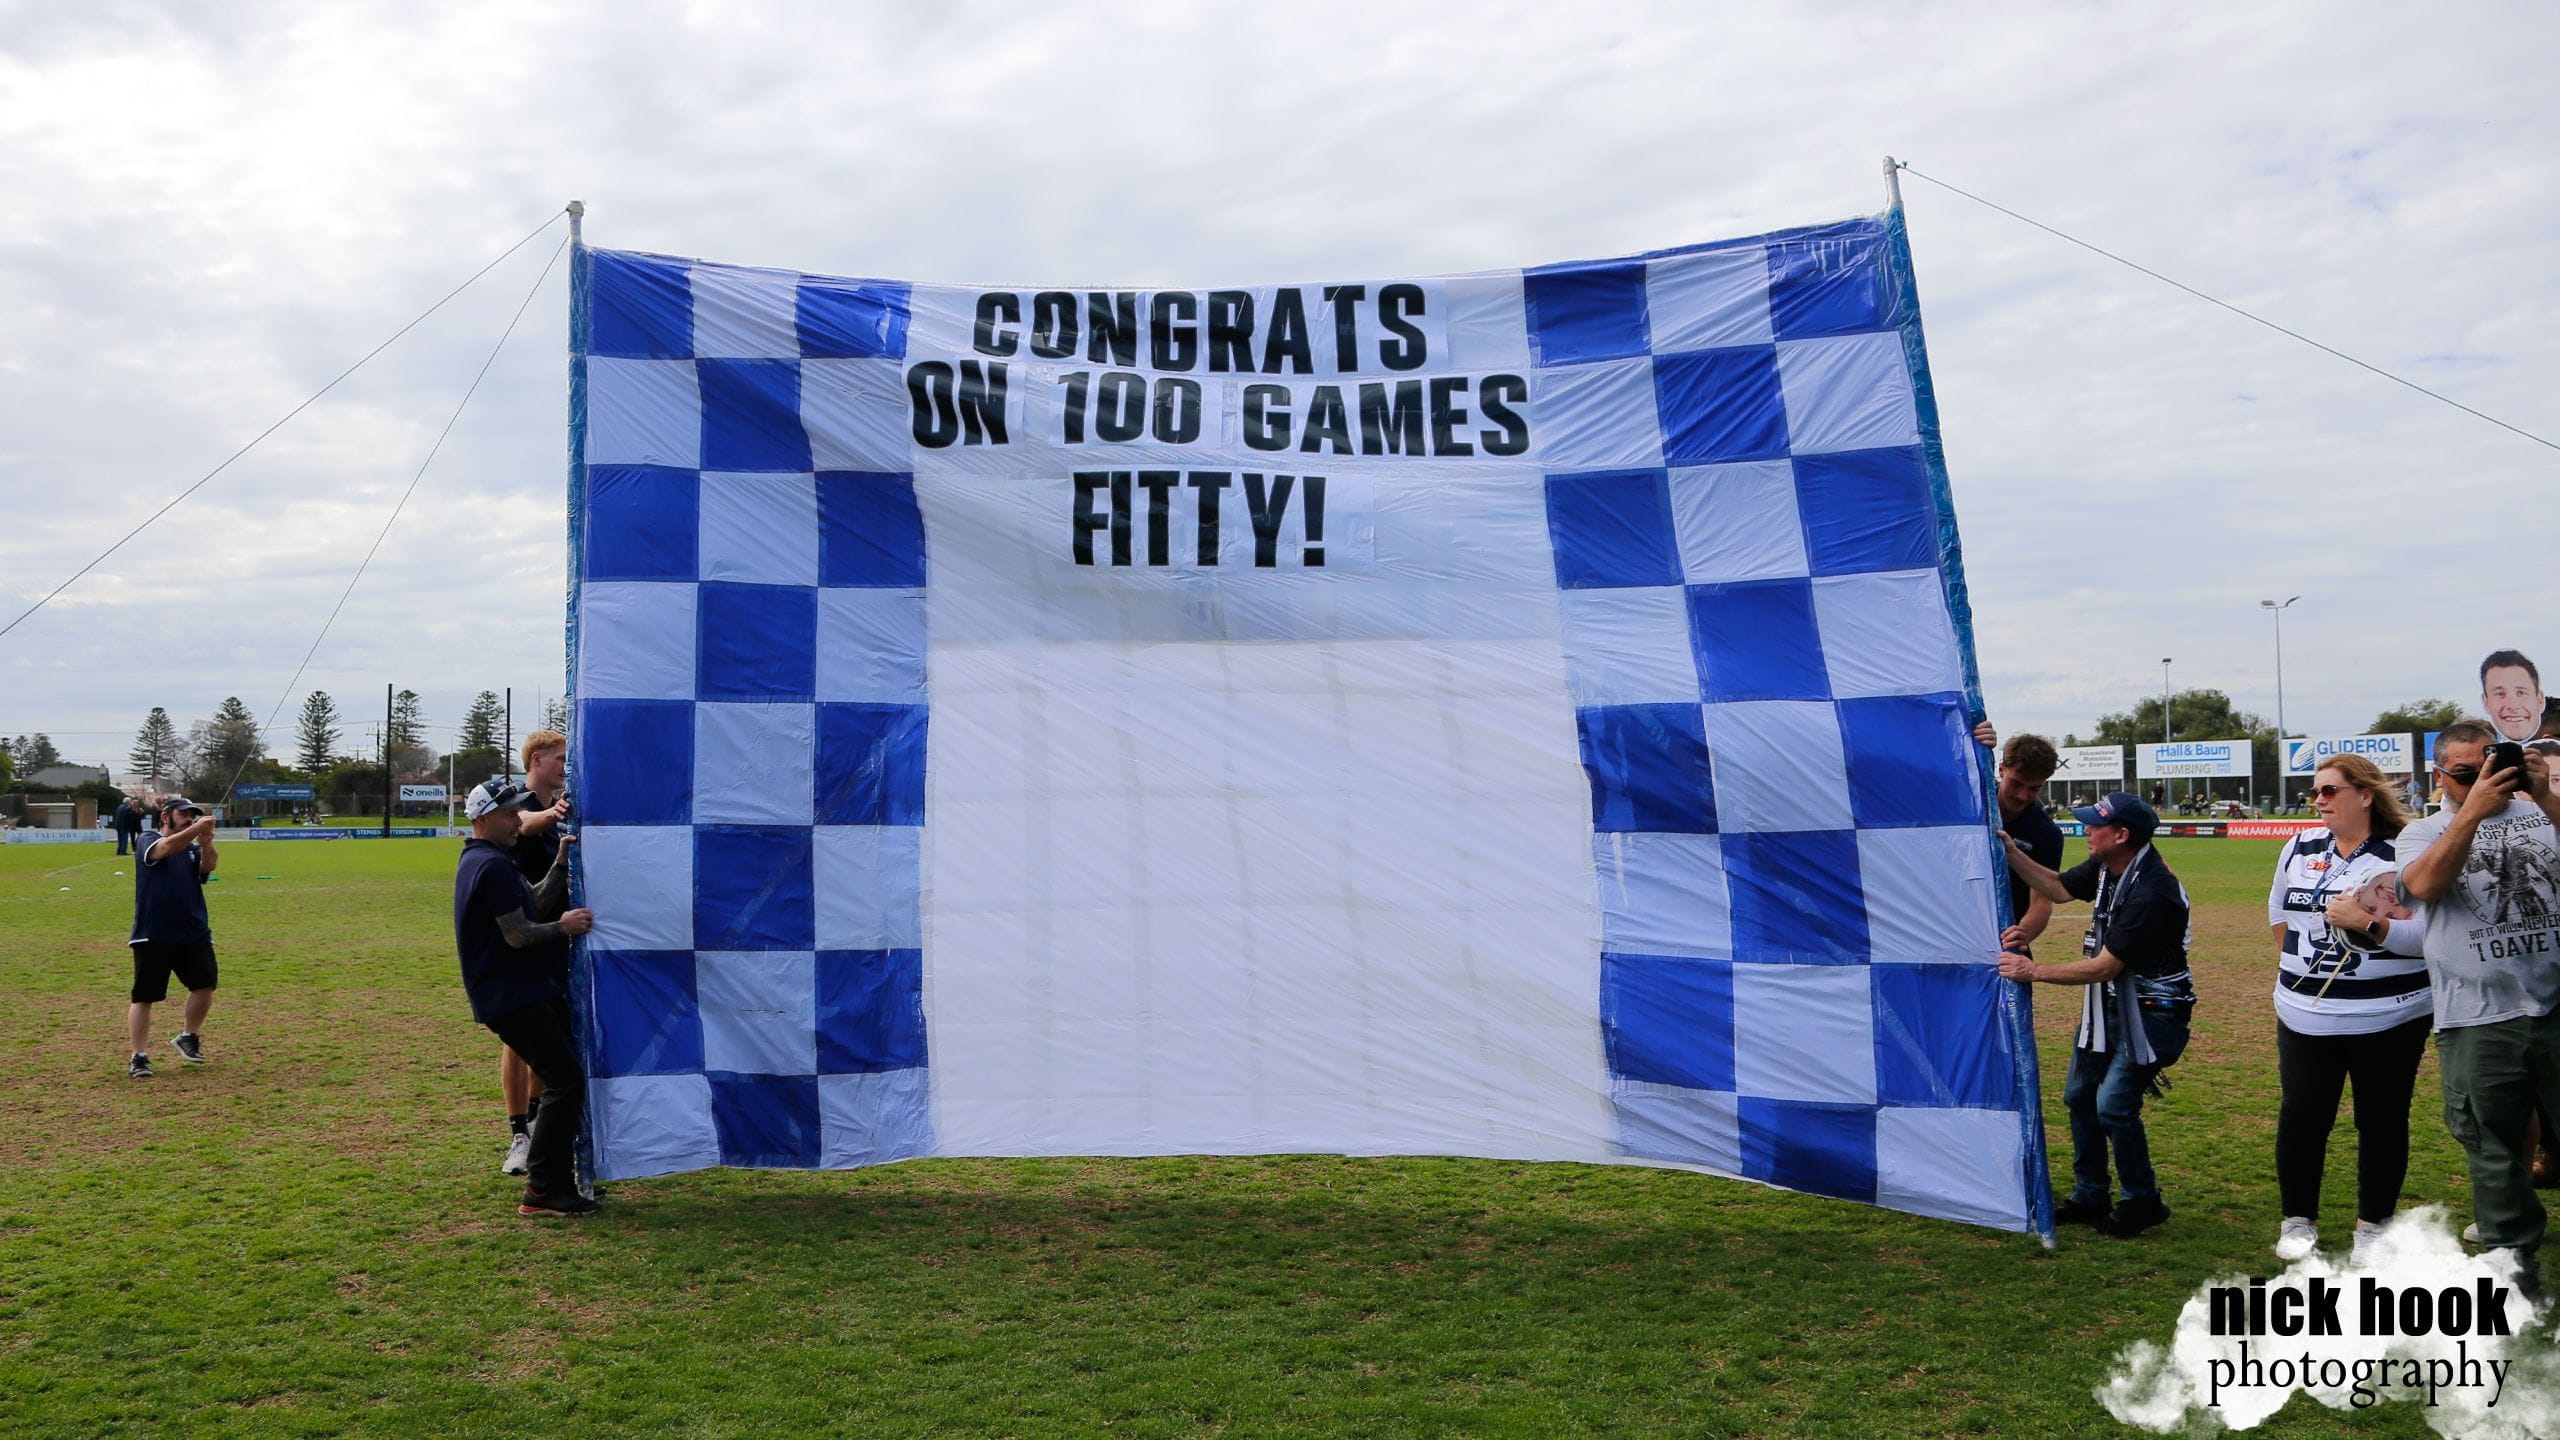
[2284,733,2414,776]
[2137,741,2252,780]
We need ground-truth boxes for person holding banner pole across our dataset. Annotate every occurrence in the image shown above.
[495,730,571,1177]
[1973,722,2062,956]
[2265,755,2429,1264]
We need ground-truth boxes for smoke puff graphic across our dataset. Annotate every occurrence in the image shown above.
[2102,1207,2560,1436]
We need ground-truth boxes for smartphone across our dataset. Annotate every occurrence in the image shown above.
[2489,741,2527,779]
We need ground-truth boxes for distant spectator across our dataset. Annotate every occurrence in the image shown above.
[111,796,139,856]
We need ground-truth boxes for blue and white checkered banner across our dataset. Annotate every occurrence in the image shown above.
[565,213,2049,1233]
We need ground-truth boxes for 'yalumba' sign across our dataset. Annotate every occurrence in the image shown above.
[2284,733,2414,776]
[2137,740,2253,780]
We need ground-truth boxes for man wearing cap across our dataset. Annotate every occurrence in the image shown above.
[2394,716,2560,1291]
[454,776,598,1216]
[2000,790,2197,1237]
[127,796,221,1078]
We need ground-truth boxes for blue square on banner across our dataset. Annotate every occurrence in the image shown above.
[698,358,812,473]
[1767,226,1894,341]
[1545,469,1681,589]
[698,583,816,701]
[695,826,816,951]
[1602,952,1736,1091]
[579,700,694,825]
[1726,830,1868,960]
[797,278,912,360]
[1524,260,1651,365]
[1740,1097,1877,1202]
[818,472,928,588]
[1578,704,1717,834]
[816,949,926,1074]
[1839,693,1986,829]
[816,704,927,827]
[1873,964,2014,1108]
[585,465,699,581]
[1655,347,1789,465]
[588,950,704,1077]
[1796,448,1936,576]
[1686,580,1830,701]
[710,1072,821,1167]
[592,251,693,359]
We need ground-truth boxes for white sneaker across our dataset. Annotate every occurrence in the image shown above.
[2275,1216,2319,1262]
[502,1131,532,1176]
[2464,1221,2483,1245]
[2350,1220,2384,1265]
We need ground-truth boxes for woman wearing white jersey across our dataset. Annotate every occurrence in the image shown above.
[2267,753,2430,1263]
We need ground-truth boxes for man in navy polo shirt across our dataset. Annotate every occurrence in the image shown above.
[127,795,221,1078]
[2001,790,2197,1237]
[1974,723,2065,955]
[455,777,597,1216]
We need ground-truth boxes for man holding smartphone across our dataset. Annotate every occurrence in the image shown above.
[127,796,220,1078]
[2397,702,2560,1296]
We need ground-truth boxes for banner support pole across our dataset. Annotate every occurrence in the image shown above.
[1882,155,1905,211]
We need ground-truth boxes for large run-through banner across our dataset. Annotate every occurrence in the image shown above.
[563,211,2051,1234]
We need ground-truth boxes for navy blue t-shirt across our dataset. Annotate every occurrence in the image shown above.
[2002,801,2066,926]
[454,838,567,1024]
[131,837,211,944]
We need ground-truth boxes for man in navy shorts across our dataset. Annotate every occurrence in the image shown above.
[128,795,220,1078]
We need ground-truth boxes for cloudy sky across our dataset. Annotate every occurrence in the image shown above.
[2,1,2552,775]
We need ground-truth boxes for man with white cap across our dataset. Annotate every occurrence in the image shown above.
[127,795,221,1078]
[454,776,597,1215]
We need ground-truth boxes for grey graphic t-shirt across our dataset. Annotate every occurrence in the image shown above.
[2398,797,2560,1030]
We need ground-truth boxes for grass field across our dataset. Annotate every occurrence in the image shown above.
[0,836,2492,1437]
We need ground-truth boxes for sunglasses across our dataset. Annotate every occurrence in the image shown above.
[2434,764,2481,784]
[2310,783,2358,800]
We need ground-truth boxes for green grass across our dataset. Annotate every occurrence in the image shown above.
[0,838,2477,1437]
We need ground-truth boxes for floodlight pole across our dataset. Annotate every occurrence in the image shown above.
[2161,658,2174,806]
[2262,596,2300,812]
[382,683,394,839]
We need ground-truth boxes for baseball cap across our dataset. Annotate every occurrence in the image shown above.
[2072,790,2158,844]
[466,778,528,821]
[159,796,205,816]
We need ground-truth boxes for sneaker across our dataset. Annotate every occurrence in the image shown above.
[502,1131,533,1176]
[2464,1221,2483,1245]
[2275,1217,2319,1262]
[2054,1196,2112,1226]
[128,1052,153,1080]
[2099,1195,2172,1237]
[171,1032,205,1064]
[518,1187,600,1218]
[2350,1220,2385,1266]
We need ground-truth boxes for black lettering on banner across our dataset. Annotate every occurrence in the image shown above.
[1479,374,1530,456]
[1072,471,1111,565]
[1153,377,1203,444]
[1206,290,1255,372]
[1030,291,1080,359]
[1377,283,1428,371]
[1358,380,1426,455]
[1136,471,1178,566]
[1060,371,1090,444]
[1428,375,1473,457]
[1302,474,1326,567]
[1110,471,1133,566]
[1322,284,1366,373]
[1095,371,1147,443]
[1150,291,1200,372]
[908,362,958,448]
[1242,384,1291,451]
[1088,292,1140,368]
[1188,472,1229,564]
[956,360,1008,445]
[1300,385,1354,454]
[973,293,1021,356]
[1261,289,1314,375]
[1243,473,1295,567]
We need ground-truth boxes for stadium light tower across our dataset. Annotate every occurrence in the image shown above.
[2263,596,2300,812]
[2161,658,2173,806]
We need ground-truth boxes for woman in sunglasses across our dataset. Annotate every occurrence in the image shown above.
[2265,753,2429,1263]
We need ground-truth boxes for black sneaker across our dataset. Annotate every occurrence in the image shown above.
[128,1052,153,1080]
[518,1187,601,1218]
[171,1032,205,1064]
[2054,1196,2111,1226]
[2099,1195,2172,1237]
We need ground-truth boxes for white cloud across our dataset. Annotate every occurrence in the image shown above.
[2,0,2554,767]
